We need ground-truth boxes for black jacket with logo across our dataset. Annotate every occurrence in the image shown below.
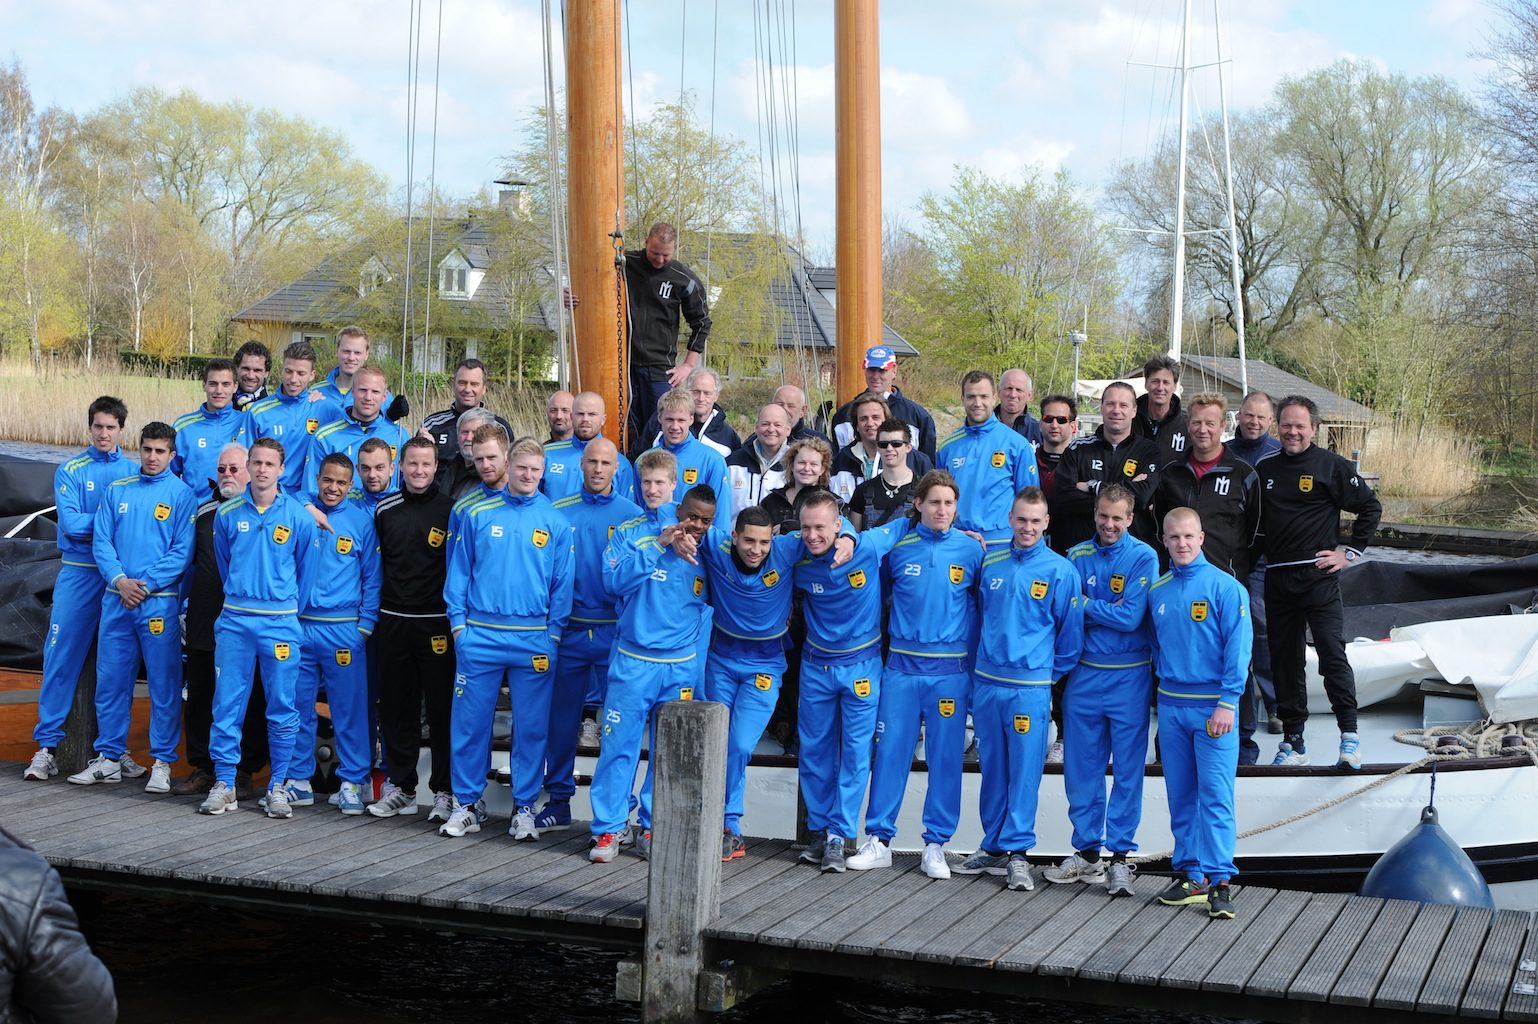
[625,251,712,370]
[1133,392,1189,461]
[373,484,454,615]
[1252,445,1381,566]
[1153,454,1261,577]
[1050,428,1164,550]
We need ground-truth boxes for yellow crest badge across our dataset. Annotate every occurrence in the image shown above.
[1014,714,1031,734]
[990,451,1006,468]
[153,502,171,521]
[683,468,699,484]
[532,654,550,672]
[1110,573,1125,595]
[754,674,773,691]
[762,569,780,588]
[274,642,291,661]
[430,634,449,655]
[148,617,165,636]
[273,524,291,545]
[532,528,549,548]
[847,569,867,589]
[692,577,704,597]
[336,535,354,555]
[335,649,352,667]
[679,687,694,701]
[388,445,398,461]
[1191,600,1209,622]
[427,527,446,548]
[853,678,872,698]
[938,698,956,718]
[1299,474,1314,493]
[948,564,965,585]
[1122,458,1139,477]
[306,418,319,434]
[1030,579,1048,600]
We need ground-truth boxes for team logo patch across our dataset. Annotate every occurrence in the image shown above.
[847,569,867,589]
[853,678,872,699]
[692,577,704,597]
[306,418,319,434]
[1014,714,1031,734]
[1110,573,1125,595]
[683,468,699,484]
[430,634,449,654]
[335,649,352,667]
[336,535,353,555]
[1191,600,1209,622]
[679,687,694,701]
[273,524,291,545]
[938,698,956,718]
[990,451,1006,468]
[762,569,780,588]
[427,527,446,548]
[948,564,965,585]
[1299,474,1314,493]
[754,674,773,691]
[1122,458,1139,478]
[153,502,171,521]
[274,642,291,661]
[1030,579,1049,600]
[148,617,165,636]
[532,655,550,672]
[532,528,549,548]
[388,445,398,461]
[608,525,616,539]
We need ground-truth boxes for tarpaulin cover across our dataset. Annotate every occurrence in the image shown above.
[0,538,59,671]
[1340,553,1538,640]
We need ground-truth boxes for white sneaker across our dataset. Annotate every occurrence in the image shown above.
[23,748,58,781]
[118,753,148,779]
[510,806,539,842]
[145,759,172,794]
[1046,741,1065,764]
[578,718,601,749]
[68,755,122,785]
[439,804,481,838]
[368,782,418,818]
[920,842,951,880]
[846,835,892,871]
[427,791,454,823]
[1043,852,1106,884]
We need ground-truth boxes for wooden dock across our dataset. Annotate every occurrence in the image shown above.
[7,701,1538,1023]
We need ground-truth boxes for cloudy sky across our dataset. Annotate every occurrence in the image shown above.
[2,0,1497,249]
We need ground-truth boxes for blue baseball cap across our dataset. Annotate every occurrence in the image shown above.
[864,345,897,370]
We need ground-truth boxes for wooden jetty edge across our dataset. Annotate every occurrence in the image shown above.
[7,700,1538,1023]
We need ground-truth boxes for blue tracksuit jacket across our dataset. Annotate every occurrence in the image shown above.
[249,389,337,492]
[443,489,575,637]
[554,488,643,628]
[304,413,412,501]
[642,435,728,510]
[975,539,1084,686]
[793,519,909,668]
[173,405,253,502]
[543,435,638,504]
[302,499,382,633]
[936,417,1038,542]
[93,466,198,598]
[1150,553,1252,712]
[1066,530,1159,669]
[215,490,317,615]
[883,524,984,673]
[55,446,136,568]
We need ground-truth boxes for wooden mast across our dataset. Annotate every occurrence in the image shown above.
[566,0,628,445]
[834,0,882,405]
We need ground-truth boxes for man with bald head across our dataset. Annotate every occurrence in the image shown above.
[539,434,643,829]
[543,391,637,503]
[726,404,792,521]
[997,369,1043,445]
[546,390,575,443]
[774,384,826,443]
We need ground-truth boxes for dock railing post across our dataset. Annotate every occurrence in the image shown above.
[643,698,728,1023]
[55,649,98,776]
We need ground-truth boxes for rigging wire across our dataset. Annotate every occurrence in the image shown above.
[702,0,719,369]
[420,0,444,415]
[400,0,423,399]
[673,0,689,233]
[543,0,576,387]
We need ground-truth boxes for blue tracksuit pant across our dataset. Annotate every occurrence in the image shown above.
[589,649,696,837]
[1159,702,1239,884]
[293,620,371,786]
[1062,662,1152,854]
[798,656,881,841]
[864,667,969,846]
[92,593,182,763]
[973,681,1051,854]
[211,612,302,790]
[546,624,615,802]
[34,563,108,748]
[705,655,782,835]
[451,625,556,810]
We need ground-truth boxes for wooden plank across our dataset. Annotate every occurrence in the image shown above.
[710,862,863,943]
[1284,896,1383,1001]
[1457,909,1528,1019]
[766,868,920,951]
[325,832,494,901]
[460,843,602,913]
[1117,901,1217,987]
[952,881,1091,969]
[1078,896,1192,982]
[1158,888,1279,989]
[1414,905,1492,1015]
[1503,913,1538,1022]
[274,818,472,894]
[1243,892,1348,996]
[879,875,1007,962]
[199,813,381,886]
[525,849,653,924]
[126,810,303,878]
[1037,875,1169,977]
[418,834,602,909]
[1200,888,1313,993]
[68,805,235,872]
[373,831,590,903]
[913,877,1046,966]
[1328,899,1420,1007]
[824,867,974,959]
[998,883,1157,975]
[1373,901,1457,1011]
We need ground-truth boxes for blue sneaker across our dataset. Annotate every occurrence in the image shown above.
[337,781,365,815]
[1271,742,1309,767]
[535,802,572,831]
[284,779,316,806]
[1337,732,1361,770]
[471,799,489,824]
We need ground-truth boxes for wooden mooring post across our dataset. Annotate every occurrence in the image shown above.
[55,646,98,776]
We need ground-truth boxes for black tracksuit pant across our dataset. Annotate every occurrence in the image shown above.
[375,611,454,794]
[1265,565,1357,741]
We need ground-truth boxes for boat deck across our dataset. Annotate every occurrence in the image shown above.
[7,762,1538,1022]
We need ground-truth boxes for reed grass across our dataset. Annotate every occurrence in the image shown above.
[1365,418,1482,498]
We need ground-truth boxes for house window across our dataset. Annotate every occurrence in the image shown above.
[441,267,467,295]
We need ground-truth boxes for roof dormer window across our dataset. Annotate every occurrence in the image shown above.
[441,267,467,295]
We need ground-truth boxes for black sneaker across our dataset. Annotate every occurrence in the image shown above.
[1156,877,1210,906]
[820,835,847,874]
[635,829,652,860]
[1207,882,1235,919]
[798,831,826,865]
[721,830,747,862]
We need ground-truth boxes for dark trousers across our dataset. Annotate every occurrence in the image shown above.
[627,365,674,455]
[184,647,268,773]
[1265,566,1357,740]
[375,611,454,794]
[1236,673,1261,765]
[1248,561,1276,713]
